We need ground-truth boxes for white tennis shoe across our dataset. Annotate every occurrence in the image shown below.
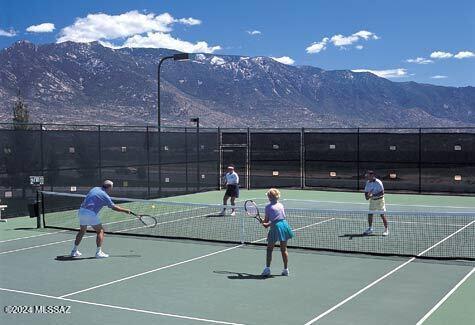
[230,211,236,216]
[382,229,389,236]
[95,251,109,258]
[281,268,289,276]
[70,250,82,258]
[261,267,271,277]
[363,228,373,235]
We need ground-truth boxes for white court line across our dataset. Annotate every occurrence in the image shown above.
[416,267,475,325]
[59,218,335,298]
[0,287,245,325]
[303,219,475,325]
[0,229,69,243]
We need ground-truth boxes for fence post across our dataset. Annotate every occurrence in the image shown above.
[39,123,45,191]
[247,127,251,190]
[158,126,162,197]
[217,127,221,190]
[196,123,200,192]
[146,126,150,198]
[98,125,102,183]
[301,127,305,189]
[418,128,422,194]
[185,128,189,193]
[356,128,360,191]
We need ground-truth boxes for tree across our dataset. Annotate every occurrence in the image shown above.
[12,90,29,130]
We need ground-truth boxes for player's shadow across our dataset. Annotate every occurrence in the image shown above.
[339,233,382,240]
[213,270,281,280]
[205,213,226,218]
[55,254,141,261]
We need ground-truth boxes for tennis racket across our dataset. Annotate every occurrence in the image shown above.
[130,212,158,227]
[244,200,263,223]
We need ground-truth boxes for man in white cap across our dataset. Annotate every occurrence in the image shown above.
[363,171,389,236]
[220,165,240,216]
[71,180,132,258]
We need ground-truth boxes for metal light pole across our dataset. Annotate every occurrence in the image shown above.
[190,118,200,191]
[157,53,190,196]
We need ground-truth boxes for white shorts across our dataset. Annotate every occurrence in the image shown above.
[78,208,101,226]
[369,197,386,213]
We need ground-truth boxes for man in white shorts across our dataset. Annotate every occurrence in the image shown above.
[220,166,240,216]
[71,180,132,258]
[363,171,389,236]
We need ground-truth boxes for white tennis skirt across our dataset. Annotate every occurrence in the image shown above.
[78,208,101,226]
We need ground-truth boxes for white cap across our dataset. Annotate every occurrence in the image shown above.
[103,180,114,188]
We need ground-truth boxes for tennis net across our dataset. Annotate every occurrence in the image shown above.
[40,191,475,260]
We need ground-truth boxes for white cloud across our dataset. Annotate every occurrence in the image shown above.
[430,51,454,59]
[306,37,329,53]
[454,51,475,59]
[0,28,16,37]
[307,30,378,54]
[56,10,220,53]
[270,56,295,65]
[246,30,262,35]
[177,17,201,26]
[330,30,378,47]
[123,32,221,53]
[406,57,433,64]
[26,23,55,33]
[352,68,408,79]
[353,30,379,40]
[431,75,448,79]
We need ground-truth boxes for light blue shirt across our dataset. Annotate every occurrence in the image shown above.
[364,179,384,197]
[265,201,286,223]
[80,187,115,214]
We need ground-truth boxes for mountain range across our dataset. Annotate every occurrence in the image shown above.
[1,40,474,128]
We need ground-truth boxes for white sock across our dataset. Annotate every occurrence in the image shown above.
[72,245,78,251]
[96,247,102,253]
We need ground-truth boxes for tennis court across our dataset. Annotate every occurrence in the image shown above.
[1,189,474,325]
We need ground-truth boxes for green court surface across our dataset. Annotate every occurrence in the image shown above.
[1,189,474,325]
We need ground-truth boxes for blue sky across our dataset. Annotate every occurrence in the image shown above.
[1,0,474,86]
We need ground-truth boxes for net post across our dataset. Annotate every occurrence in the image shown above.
[40,191,45,228]
[35,190,41,228]
[240,210,245,244]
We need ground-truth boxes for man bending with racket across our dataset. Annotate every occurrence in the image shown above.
[260,188,294,277]
[363,171,389,236]
[71,180,132,258]
[220,165,239,216]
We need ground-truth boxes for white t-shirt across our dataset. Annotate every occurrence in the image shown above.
[224,171,239,185]
[364,178,384,198]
